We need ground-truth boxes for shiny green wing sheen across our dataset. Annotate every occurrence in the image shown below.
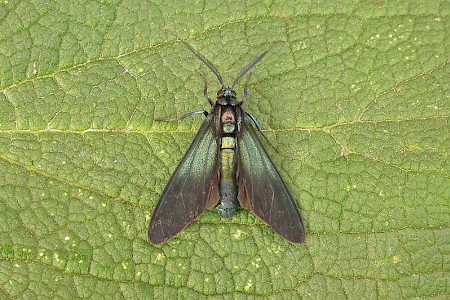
[238,120,305,243]
[148,116,219,244]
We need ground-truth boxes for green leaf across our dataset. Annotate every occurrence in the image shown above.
[0,1,448,299]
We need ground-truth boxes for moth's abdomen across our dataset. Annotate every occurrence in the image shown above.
[216,136,239,218]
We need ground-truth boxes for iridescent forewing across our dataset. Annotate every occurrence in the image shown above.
[237,118,305,243]
[148,116,219,244]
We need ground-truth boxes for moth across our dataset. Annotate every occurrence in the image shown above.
[148,39,305,244]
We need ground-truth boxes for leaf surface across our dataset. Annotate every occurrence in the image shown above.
[0,1,448,298]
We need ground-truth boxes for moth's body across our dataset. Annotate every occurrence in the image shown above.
[148,39,305,244]
[212,89,242,218]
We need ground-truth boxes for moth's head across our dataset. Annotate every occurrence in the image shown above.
[216,87,238,106]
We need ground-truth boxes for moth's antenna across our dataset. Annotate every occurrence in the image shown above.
[177,36,225,88]
[232,50,268,89]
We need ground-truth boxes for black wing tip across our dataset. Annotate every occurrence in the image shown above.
[148,237,164,245]
[269,219,306,244]
[147,222,170,245]
[286,233,306,244]
[285,222,306,244]
[148,230,169,245]
[276,225,305,244]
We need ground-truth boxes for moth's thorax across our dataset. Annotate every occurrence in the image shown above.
[221,106,235,123]
[216,87,239,106]
[220,106,236,134]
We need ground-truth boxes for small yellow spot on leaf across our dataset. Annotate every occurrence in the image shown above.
[392,256,400,264]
